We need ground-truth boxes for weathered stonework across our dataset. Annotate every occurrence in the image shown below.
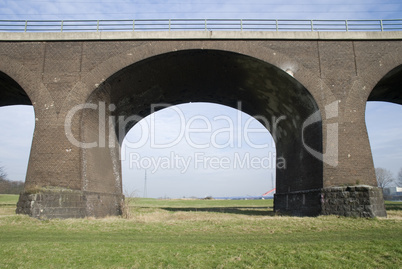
[274,185,387,217]
[16,188,123,219]
[0,32,400,218]
[321,186,387,218]
[16,188,87,219]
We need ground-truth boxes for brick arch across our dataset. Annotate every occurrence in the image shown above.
[342,55,402,188]
[367,64,402,105]
[64,41,334,118]
[0,60,34,107]
[0,63,37,189]
[0,56,58,119]
[0,56,70,194]
[80,48,325,216]
[8,37,392,219]
[359,47,402,104]
[362,63,402,187]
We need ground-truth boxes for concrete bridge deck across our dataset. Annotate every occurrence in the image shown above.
[1,30,402,41]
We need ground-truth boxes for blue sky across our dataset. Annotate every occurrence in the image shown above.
[120,103,276,198]
[1,0,402,20]
[0,0,401,197]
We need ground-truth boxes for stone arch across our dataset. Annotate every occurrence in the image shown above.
[80,49,324,216]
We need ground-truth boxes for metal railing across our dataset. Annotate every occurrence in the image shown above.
[0,19,401,33]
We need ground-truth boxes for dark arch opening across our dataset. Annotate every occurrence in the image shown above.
[0,71,34,194]
[368,65,402,105]
[366,64,402,196]
[81,49,323,216]
[0,72,32,106]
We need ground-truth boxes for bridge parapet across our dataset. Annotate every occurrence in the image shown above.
[1,19,402,33]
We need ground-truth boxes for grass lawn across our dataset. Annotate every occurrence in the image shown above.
[0,194,19,204]
[0,194,401,268]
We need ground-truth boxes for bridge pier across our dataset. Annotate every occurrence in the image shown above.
[17,186,387,219]
[16,188,123,219]
[274,186,387,217]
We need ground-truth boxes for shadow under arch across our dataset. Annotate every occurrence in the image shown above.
[368,64,402,105]
[81,49,323,217]
[0,71,32,106]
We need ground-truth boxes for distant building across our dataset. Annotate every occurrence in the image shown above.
[383,187,402,201]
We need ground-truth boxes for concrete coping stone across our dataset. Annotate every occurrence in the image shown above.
[1,31,402,41]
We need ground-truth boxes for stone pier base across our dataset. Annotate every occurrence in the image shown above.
[17,186,386,219]
[274,185,387,218]
[320,185,387,217]
[16,188,124,219]
[274,189,322,216]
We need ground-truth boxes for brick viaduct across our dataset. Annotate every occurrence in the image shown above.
[0,31,401,218]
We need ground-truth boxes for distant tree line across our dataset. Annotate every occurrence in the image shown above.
[399,168,402,187]
[375,167,402,200]
[375,167,402,188]
[0,165,24,194]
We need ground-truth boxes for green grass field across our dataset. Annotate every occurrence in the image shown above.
[0,194,19,204]
[0,194,401,268]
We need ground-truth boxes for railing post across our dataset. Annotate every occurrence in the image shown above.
[133,20,135,31]
[61,20,64,32]
[345,20,348,31]
[24,20,28,32]
[380,20,384,31]
[240,19,243,31]
[97,20,99,32]
[311,20,313,31]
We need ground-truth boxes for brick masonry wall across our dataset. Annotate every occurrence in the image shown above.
[0,38,400,218]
